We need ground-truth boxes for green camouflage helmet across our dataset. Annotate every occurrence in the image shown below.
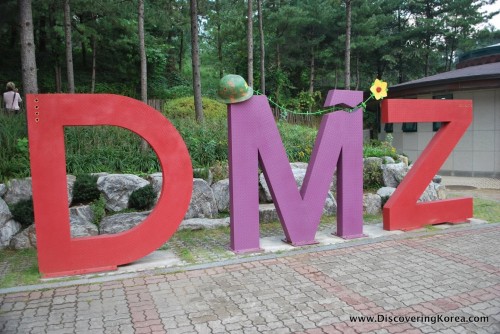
[216,74,253,104]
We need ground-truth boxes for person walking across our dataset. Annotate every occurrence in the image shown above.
[3,82,22,114]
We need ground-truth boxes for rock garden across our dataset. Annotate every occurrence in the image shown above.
[0,155,446,250]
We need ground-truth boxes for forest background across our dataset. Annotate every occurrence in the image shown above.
[0,0,499,181]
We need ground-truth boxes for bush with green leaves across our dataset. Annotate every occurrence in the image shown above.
[72,174,101,205]
[128,184,157,211]
[9,198,34,228]
[363,160,384,190]
[163,97,226,120]
[90,194,107,226]
[164,86,193,100]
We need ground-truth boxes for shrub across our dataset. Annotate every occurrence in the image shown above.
[172,118,228,168]
[277,122,317,162]
[363,160,384,190]
[128,184,157,211]
[72,174,101,205]
[90,194,106,226]
[164,86,193,99]
[10,198,34,228]
[163,97,226,120]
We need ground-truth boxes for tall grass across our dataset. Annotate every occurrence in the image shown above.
[1,97,399,183]
[64,126,160,175]
[0,113,30,181]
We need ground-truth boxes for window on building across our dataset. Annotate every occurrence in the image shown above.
[432,94,453,131]
[402,122,418,132]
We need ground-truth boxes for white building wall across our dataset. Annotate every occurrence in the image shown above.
[380,88,500,177]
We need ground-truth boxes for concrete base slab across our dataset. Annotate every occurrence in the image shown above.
[363,223,404,238]
[314,230,347,245]
[115,250,185,274]
[260,236,296,252]
[468,218,489,225]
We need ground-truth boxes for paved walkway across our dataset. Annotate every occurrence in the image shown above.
[0,223,499,334]
[441,176,500,190]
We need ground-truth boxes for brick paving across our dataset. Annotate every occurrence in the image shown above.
[0,224,499,333]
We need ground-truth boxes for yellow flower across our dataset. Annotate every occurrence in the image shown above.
[370,79,388,100]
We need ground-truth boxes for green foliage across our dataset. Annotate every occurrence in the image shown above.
[193,168,210,180]
[64,126,160,175]
[9,198,34,228]
[363,139,399,160]
[172,118,228,168]
[128,184,157,211]
[90,195,107,227]
[164,86,193,100]
[164,97,226,120]
[277,122,317,162]
[363,160,384,191]
[0,113,30,182]
[72,174,100,205]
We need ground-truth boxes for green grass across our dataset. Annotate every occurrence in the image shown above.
[0,249,40,288]
[472,198,500,223]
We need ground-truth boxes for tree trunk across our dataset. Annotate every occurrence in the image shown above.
[258,0,265,93]
[138,0,149,151]
[344,0,351,90]
[355,55,360,90]
[138,0,147,103]
[190,0,204,122]
[64,0,75,93]
[215,0,223,78]
[308,49,315,113]
[19,0,38,95]
[81,41,87,68]
[178,30,184,72]
[247,0,254,87]
[91,35,96,93]
[55,65,62,93]
[308,50,315,95]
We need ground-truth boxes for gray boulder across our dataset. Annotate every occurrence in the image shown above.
[289,162,308,170]
[97,174,150,211]
[66,175,77,205]
[259,168,336,214]
[3,178,32,205]
[0,198,12,224]
[69,205,98,238]
[259,168,306,202]
[10,225,37,250]
[419,182,447,202]
[377,187,396,198]
[193,168,214,186]
[100,211,151,234]
[363,193,382,215]
[148,172,163,200]
[212,179,230,213]
[259,204,278,223]
[383,156,396,164]
[323,192,337,216]
[179,217,230,230]
[398,155,409,166]
[0,219,22,248]
[3,176,75,206]
[0,184,6,197]
[184,179,218,219]
[381,162,409,188]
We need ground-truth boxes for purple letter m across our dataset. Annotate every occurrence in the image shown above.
[228,90,364,253]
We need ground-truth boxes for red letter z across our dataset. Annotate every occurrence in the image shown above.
[381,99,473,231]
